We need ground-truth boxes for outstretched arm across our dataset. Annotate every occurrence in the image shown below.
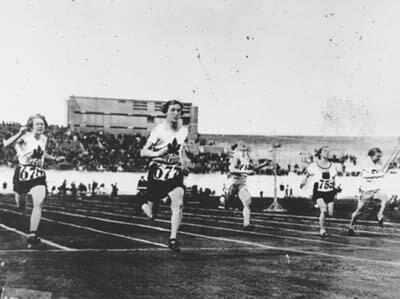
[251,159,272,172]
[300,172,312,189]
[45,153,65,162]
[3,126,28,148]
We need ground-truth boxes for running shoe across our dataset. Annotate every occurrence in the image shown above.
[243,224,255,231]
[168,239,181,252]
[141,203,154,220]
[27,235,41,246]
[377,216,384,228]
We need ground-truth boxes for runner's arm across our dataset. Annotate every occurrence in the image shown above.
[179,141,191,175]
[250,159,272,171]
[140,138,168,158]
[2,126,27,148]
[44,153,65,162]
[300,172,312,189]
[229,156,253,175]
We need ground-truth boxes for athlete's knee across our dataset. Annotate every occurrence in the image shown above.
[238,188,250,200]
[319,208,327,219]
[352,209,362,217]
[170,187,184,208]
[169,187,184,199]
[377,192,389,203]
[241,197,251,208]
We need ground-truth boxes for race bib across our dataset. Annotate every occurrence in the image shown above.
[239,163,251,171]
[19,166,45,182]
[317,179,334,192]
[152,164,180,181]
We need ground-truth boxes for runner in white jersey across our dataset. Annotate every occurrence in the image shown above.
[300,146,341,237]
[3,114,64,246]
[228,143,270,230]
[140,100,190,252]
[348,147,389,235]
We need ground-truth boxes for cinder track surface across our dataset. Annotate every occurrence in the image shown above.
[0,194,400,298]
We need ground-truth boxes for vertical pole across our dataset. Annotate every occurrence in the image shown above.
[273,145,277,205]
[265,140,286,212]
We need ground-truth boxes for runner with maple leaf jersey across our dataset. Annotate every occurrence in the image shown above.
[140,100,190,252]
[2,114,65,247]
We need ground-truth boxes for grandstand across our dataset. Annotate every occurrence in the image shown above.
[67,96,199,139]
[65,95,400,169]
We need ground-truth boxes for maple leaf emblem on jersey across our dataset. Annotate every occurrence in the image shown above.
[167,138,181,155]
[162,138,181,164]
[31,146,44,160]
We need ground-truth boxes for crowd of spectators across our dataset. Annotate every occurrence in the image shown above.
[0,121,367,176]
[0,122,233,174]
[1,122,149,172]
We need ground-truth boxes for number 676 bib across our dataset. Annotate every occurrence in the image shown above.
[18,166,45,182]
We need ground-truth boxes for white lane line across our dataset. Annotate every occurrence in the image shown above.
[41,207,400,254]
[0,247,260,253]
[5,201,400,246]
[43,201,400,236]
[0,204,400,266]
[67,199,400,228]
[42,201,400,242]
[172,211,400,240]
[36,209,400,266]
[177,206,400,232]
[0,223,73,251]
[183,205,400,227]
[86,204,400,242]
[0,208,167,249]
[31,208,400,265]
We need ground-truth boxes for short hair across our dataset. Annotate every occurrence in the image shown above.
[315,146,329,159]
[368,147,382,157]
[162,100,183,114]
[26,114,48,131]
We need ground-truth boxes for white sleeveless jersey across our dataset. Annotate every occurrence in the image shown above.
[306,162,337,192]
[230,150,251,184]
[15,133,47,167]
[147,123,188,165]
[361,159,383,181]
[360,159,384,192]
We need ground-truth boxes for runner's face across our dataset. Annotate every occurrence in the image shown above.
[32,118,45,135]
[166,104,182,123]
[321,148,330,160]
[238,145,249,158]
[372,152,382,163]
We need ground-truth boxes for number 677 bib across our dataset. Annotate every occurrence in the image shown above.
[152,164,181,181]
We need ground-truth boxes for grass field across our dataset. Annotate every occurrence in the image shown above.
[1,194,400,298]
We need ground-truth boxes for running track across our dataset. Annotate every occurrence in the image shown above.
[0,195,400,298]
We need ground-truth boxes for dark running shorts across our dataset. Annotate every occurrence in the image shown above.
[13,165,47,195]
[312,190,336,204]
[146,162,184,203]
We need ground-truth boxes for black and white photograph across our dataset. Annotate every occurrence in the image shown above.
[1,1,400,298]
